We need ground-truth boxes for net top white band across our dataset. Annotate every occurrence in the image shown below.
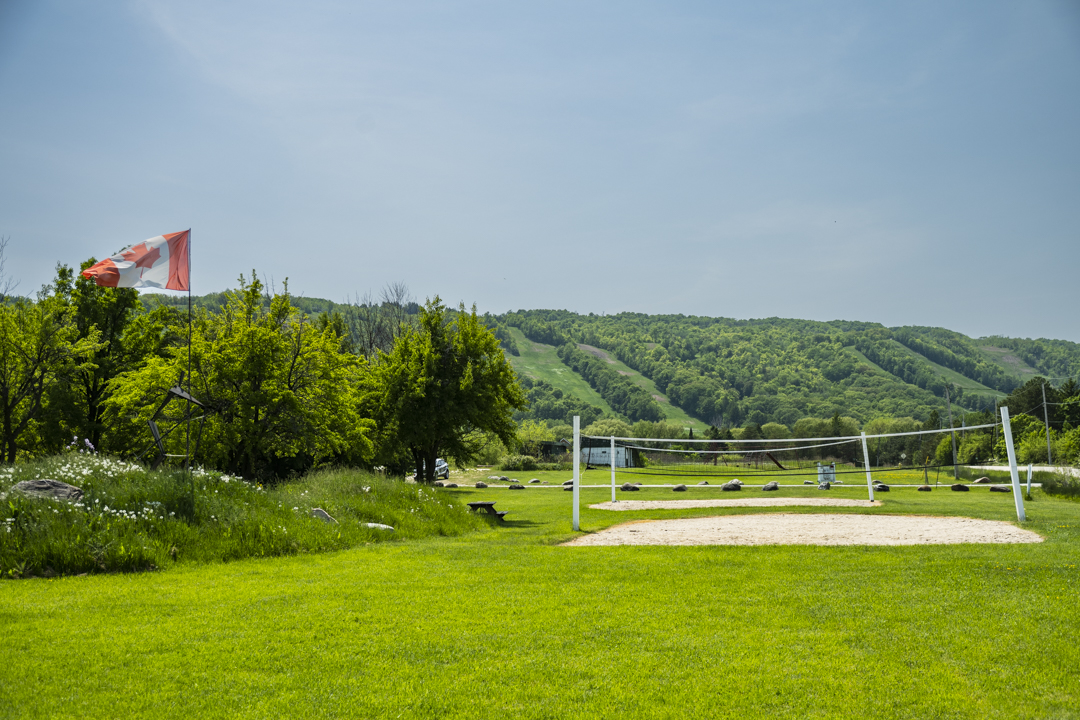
[584,421,998,444]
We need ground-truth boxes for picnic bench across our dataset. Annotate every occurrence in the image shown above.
[467,501,508,520]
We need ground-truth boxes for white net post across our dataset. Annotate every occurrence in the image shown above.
[861,432,875,502]
[573,415,580,531]
[610,435,617,503]
[1027,463,1033,496]
[1000,406,1026,522]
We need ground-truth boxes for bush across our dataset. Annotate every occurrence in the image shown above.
[1040,471,1080,498]
[497,455,539,471]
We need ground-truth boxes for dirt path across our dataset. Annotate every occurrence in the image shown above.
[564,513,1043,546]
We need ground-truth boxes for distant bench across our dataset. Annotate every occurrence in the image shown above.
[467,501,508,520]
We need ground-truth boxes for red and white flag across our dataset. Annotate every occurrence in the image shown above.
[82,230,190,290]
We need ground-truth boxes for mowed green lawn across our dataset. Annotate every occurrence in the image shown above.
[3,469,1079,719]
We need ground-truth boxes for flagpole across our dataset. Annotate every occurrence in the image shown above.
[186,229,192,472]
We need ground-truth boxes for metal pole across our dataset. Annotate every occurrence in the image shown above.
[861,432,875,502]
[1000,406,1026,522]
[1026,463,1033,497]
[945,386,958,480]
[610,435,616,503]
[1042,382,1053,465]
[572,415,580,531]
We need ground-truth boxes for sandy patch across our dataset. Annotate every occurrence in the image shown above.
[591,498,881,511]
[563,513,1043,546]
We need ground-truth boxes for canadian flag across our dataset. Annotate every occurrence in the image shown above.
[82,230,190,290]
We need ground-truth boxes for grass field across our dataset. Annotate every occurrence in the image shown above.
[2,465,1079,719]
[889,340,1006,401]
[506,328,618,417]
[572,342,706,433]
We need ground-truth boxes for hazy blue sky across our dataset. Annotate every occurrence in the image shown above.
[2,1,1078,339]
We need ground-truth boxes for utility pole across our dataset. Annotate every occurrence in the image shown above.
[945,386,958,480]
[1042,382,1053,465]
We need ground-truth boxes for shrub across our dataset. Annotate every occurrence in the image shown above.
[498,455,539,471]
[1040,471,1080,498]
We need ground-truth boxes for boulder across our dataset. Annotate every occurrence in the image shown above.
[697,481,709,486]
[433,481,444,487]
[487,475,501,481]
[721,482,742,491]
[972,477,992,484]
[818,482,831,490]
[499,476,510,482]
[917,485,932,492]
[672,484,687,492]
[803,480,815,485]
[528,479,541,484]
[730,479,743,486]
[620,483,640,492]
[990,486,1011,493]
[873,484,890,492]
[508,484,525,490]
[310,507,337,524]
[562,480,575,486]
[475,481,488,488]
[762,481,779,492]
[12,479,83,502]
[364,523,394,531]
[950,484,969,492]
[563,485,574,491]
[444,483,458,488]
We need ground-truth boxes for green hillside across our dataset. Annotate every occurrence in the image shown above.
[505,329,615,416]
[500,310,1080,426]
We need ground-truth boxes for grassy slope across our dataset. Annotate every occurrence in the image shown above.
[574,343,707,433]
[978,344,1042,383]
[889,339,1006,399]
[506,328,617,416]
[3,468,1079,719]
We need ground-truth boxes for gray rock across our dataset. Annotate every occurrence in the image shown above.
[990,486,1010,493]
[564,485,574,491]
[950,484,969,492]
[487,475,501,481]
[672,484,687,492]
[818,482,831,490]
[433,481,444,487]
[13,479,84,502]
[697,481,709,486]
[508,484,525,490]
[475,481,488,488]
[620,483,640,492]
[444,483,458,488]
[310,507,337,524]
[917,485,932,492]
[364,522,394,531]
[528,479,540,484]
[972,476,992,484]
[721,482,742,491]
[762,481,779,491]
[562,479,575,486]
[873,484,890,492]
[803,480,815,485]
[499,476,510,482]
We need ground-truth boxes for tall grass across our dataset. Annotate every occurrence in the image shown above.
[0,453,486,578]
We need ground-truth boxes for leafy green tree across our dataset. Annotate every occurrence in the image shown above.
[372,298,526,482]
[0,293,100,462]
[516,419,555,456]
[107,274,373,479]
[42,261,179,453]
[583,418,633,439]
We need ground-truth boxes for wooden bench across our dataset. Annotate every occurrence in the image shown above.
[467,501,509,520]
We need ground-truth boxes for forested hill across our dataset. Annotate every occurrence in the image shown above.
[490,310,1080,427]
[145,293,1080,426]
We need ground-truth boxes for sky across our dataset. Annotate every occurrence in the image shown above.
[1,0,1078,340]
